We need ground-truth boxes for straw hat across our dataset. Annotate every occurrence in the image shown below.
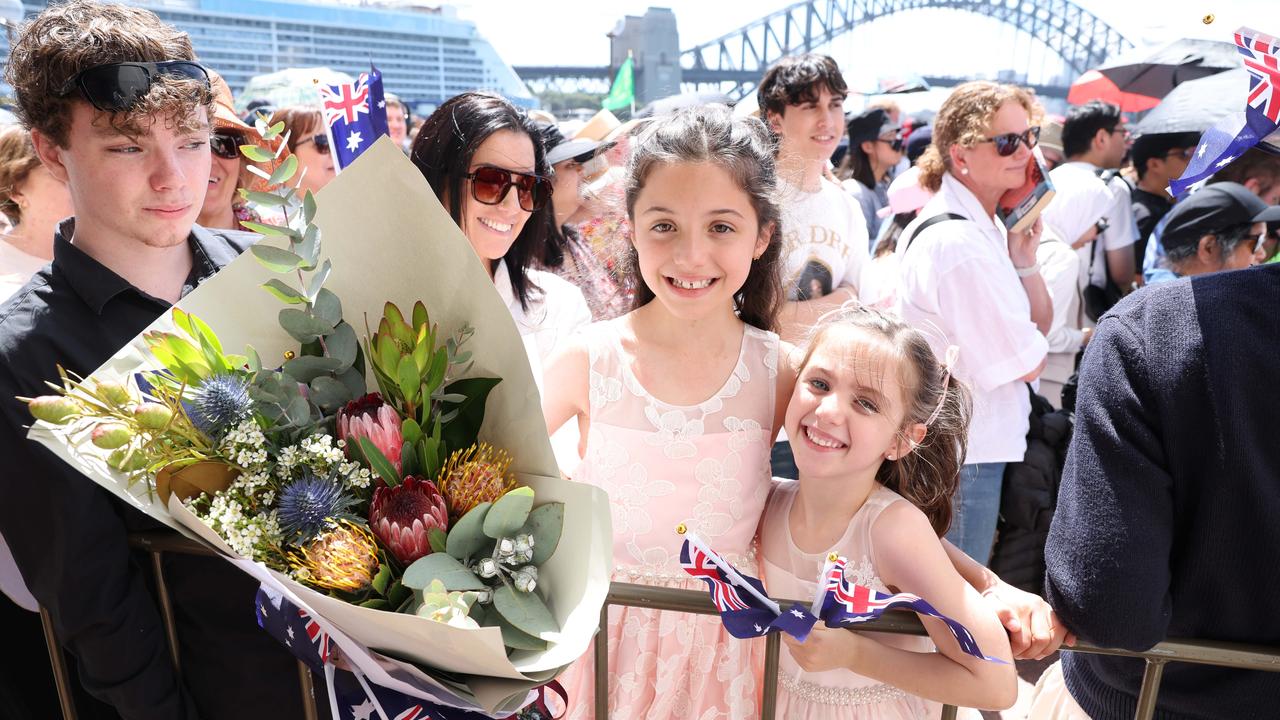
[574,109,621,142]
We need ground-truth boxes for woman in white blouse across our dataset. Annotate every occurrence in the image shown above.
[895,82,1052,564]
[1036,165,1114,408]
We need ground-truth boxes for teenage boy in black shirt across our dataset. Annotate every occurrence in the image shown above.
[0,2,317,717]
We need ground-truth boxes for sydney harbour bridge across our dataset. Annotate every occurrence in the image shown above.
[515,0,1133,104]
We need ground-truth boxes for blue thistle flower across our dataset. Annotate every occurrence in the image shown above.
[189,374,252,438]
[277,470,359,544]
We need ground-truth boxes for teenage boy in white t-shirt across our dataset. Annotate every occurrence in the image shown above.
[758,54,869,346]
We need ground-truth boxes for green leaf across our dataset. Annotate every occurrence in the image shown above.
[359,598,390,610]
[268,154,299,186]
[401,418,423,445]
[494,611,549,651]
[278,308,334,343]
[397,355,421,405]
[357,437,400,487]
[402,551,486,591]
[283,354,343,382]
[521,502,565,566]
[438,377,502,451]
[261,278,307,304]
[418,435,442,479]
[284,393,312,426]
[400,440,418,477]
[426,347,448,392]
[483,486,535,539]
[388,580,412,609]
[245,346,262,374]
[326,322,358,367]
[243,190,288,208]
[309,375,350,412]
[242,221,299,240]
[307,259,331,301]
[371,562,392,596]
[303,191,318,225]
[492,585,558,638]
[428,527,447,554]
[251,243,304,273]
[239,144,273,162]
[337,365,366,401]
[445,502,492,561]
[411,301,430,330]
[296,225,320,270]
[313,288,342,327]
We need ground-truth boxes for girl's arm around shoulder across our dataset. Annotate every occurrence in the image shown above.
[542,334,590,440]
[772,340,799,442]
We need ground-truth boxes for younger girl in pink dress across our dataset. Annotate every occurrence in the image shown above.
[543,105,793,719]
[763,306,1016,718]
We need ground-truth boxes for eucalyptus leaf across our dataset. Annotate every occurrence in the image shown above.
[307,259,332,301]
[261,279,306,304]
[337,365,366,401]
[239,144,273,162]
[402,551,486,591]
[245,346,263,374]
[356,437,400,487]
[483,487,535,539]
[493,612,549,651]
[243,190,288,208]
[296,225,320,270]
[492,585,558,638]
[303,191,318,225]
[268,154,299,186]
[445,502,492,561]
[312,288,342,327]
[309,375,350,413]
[284,394,312,426]
[251,243,304,273]
[520,502,565,566]
[325,322,358,367]
[278,308,334,343]
[242,221,300,240]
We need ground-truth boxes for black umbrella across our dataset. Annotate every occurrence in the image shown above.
[636,91,733,119]
[1098,38,1240,100]
[1134,68,1248,136]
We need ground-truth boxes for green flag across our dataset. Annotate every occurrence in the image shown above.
[602,56,634,112]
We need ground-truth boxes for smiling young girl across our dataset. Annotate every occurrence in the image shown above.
[764,306,1016,718]
[543,105,791,719]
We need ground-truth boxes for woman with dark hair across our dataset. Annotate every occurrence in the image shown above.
[839,107,904,242]
[410,92,590,461]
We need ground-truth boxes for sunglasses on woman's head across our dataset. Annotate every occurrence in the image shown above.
[58,61,211,112]
[210,133,243,160]
[465,165,551,212]
[298,134,331,155]
[978,126,1041,157]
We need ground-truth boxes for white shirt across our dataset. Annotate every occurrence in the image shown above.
[0,236,47,304]
[1063,161,1136,288]
[778,177,869,300]
[1036,231,1086,388]
[495,261,591,470]
[895,173,1048,464]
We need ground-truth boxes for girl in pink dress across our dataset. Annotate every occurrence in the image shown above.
[543,105,793,720]
[762,306,1017,718]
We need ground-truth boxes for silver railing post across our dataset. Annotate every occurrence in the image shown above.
[1133,658,1168,720]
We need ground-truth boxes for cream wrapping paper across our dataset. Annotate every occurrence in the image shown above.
[27,137,612,714]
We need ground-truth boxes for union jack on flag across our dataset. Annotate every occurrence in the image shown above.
[1170,26,1280,197]
[1237,28,1280,124]
[317,65,390,173]
[678,534,818,641]
[299,607,331,664]
[818,556,1007,664]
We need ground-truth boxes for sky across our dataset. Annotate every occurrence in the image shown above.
[459,0,1273,90]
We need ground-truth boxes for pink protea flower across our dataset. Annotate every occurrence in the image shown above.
[337,393,403,479]
[369,476,449,565]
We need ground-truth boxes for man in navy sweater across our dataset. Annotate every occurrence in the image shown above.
[1035,218,1280,718]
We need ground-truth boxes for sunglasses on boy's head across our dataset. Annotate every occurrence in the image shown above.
[58,61,210,113]
[465,165,551,213]
[210,132,243,160]
[978,126,1041,157]
[297,134,331,155]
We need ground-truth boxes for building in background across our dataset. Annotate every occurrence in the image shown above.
[2,0,533,114]
[609,7,681,106]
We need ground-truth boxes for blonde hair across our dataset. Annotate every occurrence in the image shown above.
[0,125,43,225]
[916,81,1042,193]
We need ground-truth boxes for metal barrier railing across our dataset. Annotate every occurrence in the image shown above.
[34,534,1280,720]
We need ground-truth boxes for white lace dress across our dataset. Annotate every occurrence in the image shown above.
[559,318,779,720]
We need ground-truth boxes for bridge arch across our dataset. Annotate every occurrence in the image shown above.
[681,0,1133,92]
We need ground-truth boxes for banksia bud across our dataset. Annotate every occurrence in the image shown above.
[107,446,150,472]
[436,443,515,522]
[27,396,79,425]
[133,403,174,431]
[95,381,132,408]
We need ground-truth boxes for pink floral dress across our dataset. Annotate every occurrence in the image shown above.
[559,318,779,720]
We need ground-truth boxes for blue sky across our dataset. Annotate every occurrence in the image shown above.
[462,0,1273,84]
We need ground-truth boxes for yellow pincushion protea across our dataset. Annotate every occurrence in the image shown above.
[436,443,516,521]
[289,520,380,593]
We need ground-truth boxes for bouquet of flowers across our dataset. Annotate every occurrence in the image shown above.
[23,137,611,715]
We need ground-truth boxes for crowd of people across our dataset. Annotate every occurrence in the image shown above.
[1,2,1277,720]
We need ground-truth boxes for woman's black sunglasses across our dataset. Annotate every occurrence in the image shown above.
[58,61,211,112]
[210,133,243,160]
[298,134,331,155]
[979,126,1041,157]
[465,165,551,212]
